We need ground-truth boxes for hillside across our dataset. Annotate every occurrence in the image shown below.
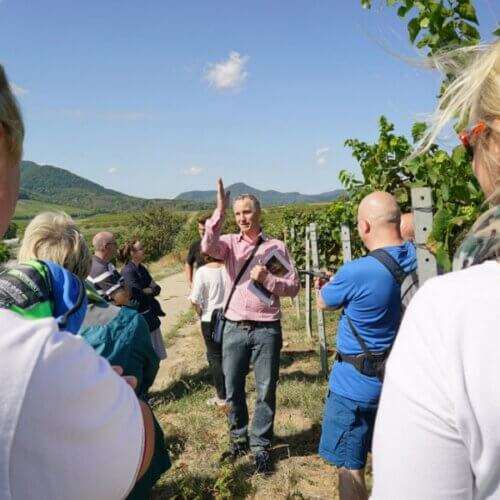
[176,182,344,206]
[20,161,207,213]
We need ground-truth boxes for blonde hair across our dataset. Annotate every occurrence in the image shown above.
[18,212,92,279]
[0,65,24,163]
[415,41,500,203]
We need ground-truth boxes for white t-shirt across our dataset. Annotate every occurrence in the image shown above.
[0,310,144,500]
[189,265,227,322]
[372,261,500,500]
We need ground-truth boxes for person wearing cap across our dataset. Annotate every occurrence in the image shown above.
[0,64,165,500]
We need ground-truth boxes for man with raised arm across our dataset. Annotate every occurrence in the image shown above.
[315,192,417,500]
[202,179,299,473]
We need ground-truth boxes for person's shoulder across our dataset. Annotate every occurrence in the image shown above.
[419,261,500,302]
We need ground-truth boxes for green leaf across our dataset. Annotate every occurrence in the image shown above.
[408,17,421,42]
[457,3,478,24]
[493,26,500,37]
[419,17,430,28]
[411,122,427,142]
[361,0,371,9]
[387,0,398,6]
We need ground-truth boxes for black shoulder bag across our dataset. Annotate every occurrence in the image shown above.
[209,238,262,345]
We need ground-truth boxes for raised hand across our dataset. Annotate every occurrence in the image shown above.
[216,178,230,214]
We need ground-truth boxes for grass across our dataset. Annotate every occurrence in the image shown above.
[149,289,360,499]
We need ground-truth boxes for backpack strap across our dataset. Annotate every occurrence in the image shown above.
[368,249,407,286]
[223,237,262,315]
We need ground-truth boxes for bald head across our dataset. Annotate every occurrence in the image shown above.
[357,191,403,251]
[400,213,415,242]
[92,231,117,262]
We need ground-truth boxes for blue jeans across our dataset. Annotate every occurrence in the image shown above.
[222,320,282,452]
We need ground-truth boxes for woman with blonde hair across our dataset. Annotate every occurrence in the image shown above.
[372,41,499,499]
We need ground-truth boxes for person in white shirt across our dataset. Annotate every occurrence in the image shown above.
[371,40,500,499]
[0,64,158,500]
[189,254,227,406]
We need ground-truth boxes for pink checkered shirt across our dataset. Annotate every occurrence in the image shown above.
[201,209,299,322]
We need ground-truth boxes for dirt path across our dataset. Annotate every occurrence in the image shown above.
[152,271,198,391]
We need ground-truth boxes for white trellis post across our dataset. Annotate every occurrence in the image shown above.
[411,187,438,285]
[341,224,352,263]
[310,223,328,378]
[305,225,312,339]
[290,226,300,319]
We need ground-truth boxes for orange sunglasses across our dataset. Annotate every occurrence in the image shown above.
[459,121,487,158]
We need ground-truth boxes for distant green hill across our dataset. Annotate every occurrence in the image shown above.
[176,182,345,206]
[19,161,207,214]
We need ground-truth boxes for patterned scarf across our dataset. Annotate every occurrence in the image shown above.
[453,205,500,271]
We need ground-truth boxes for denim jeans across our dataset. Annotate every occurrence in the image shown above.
[201,321,226,400]
[222,319,282,452]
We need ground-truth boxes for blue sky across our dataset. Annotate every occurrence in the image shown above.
[2,0,498,199]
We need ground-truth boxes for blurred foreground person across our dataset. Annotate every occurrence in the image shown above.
[316,192,416,500]
[202,179,299,473]
[372,41,500,499]
[0,65,159,500]
[120,239,167,360]
[189,254,227,406]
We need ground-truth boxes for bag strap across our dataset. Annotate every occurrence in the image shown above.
[368,248,407,286]
[223,237,262,314]
[345,315,373,358]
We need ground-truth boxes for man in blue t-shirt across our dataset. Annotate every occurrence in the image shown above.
[316,191,417,500]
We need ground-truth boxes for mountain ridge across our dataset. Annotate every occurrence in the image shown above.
[175,182,344,206]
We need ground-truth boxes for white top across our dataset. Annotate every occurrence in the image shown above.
[0,310,144,500]
[372,261,500,500]
[189,265,227,322]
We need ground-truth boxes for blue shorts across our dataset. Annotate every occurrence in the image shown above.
[319,391,378,470]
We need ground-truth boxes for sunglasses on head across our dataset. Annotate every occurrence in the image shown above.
[459,121,487,158]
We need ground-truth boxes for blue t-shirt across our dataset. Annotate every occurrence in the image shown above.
[321,242,417,404]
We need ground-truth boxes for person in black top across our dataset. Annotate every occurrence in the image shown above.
[185,214,210,288]
[119,240,167,360]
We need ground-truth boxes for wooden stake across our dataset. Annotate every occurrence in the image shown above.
[341,224,352,263]
[310,223,328,378]
[305,225,312,339]
[411,187,438,285]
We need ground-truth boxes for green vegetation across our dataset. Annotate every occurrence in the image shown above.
[20,160,209,213]
[0,243,10,263]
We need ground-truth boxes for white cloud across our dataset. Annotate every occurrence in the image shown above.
[182,165,204,176]
[204,51,249,91]
[11,83,28,96]
[108,167,119,174]
[315,146,330,166]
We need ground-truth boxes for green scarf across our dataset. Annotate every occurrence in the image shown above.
[453,205,500,271]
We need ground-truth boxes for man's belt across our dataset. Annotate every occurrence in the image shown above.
[226,318,281,329]
[336,350,389,377]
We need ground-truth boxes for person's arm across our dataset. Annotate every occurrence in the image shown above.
[188,270,205,317]
[122,264,149,304]
[317,264,353,311]
[250,245,300,297]
[185,263,194,287]
[201,179,231,260]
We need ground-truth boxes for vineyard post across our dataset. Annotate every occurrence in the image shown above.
[290,226,300,319]
[341,224,352,263]
[411,187,438,285]
[310,223,328,378]
[305,225,312,339]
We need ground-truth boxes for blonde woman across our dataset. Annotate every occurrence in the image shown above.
[372,41,500,499]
